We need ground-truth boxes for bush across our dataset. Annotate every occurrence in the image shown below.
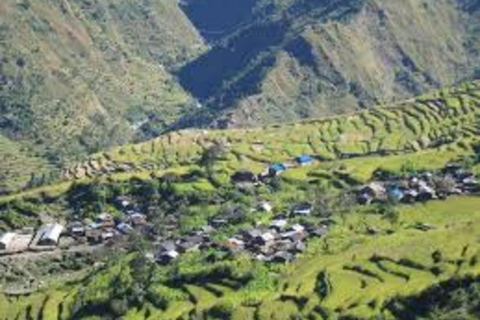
[146,284,188,309]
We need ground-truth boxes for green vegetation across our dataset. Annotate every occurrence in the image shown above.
[3,0,480,197]
[64,80,480,185]
[2,61,480,320]
[4,195,480,319]
[0,0,205,192]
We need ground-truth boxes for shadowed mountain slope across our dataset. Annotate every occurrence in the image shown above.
[177,0,480,128]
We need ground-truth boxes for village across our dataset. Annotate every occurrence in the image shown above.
[1,155,479,266]
[356,162,480,205]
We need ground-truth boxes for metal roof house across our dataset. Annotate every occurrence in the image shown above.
[269,163,287,176]
[0,232,15,250]
[37,224,64,246]
[291,203,313,216]
[117,222,133,234]
[296,155,313,165]
[156,250,179,265]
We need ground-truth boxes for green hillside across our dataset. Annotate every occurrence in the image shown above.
[0,0,205,192]
[4,0,480,195]
[2,81,480,319]
[61,80,480,184]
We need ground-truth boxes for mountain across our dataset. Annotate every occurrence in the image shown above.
[0,0,205,193]
[3,0,480,194]
[176,0,480,128]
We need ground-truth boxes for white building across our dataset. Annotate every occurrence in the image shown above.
[0,232,15,250]
[37,224,64,246]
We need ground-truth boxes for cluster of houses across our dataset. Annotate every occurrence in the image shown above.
[231,155,314,185]
[0,198,150,255]
[356,163,480,205]
[153,201,329,264]
[225,218,327,263]
[0,223,65,254]
[68,198,149,244]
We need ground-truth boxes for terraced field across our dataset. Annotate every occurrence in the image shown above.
[64,81,480,184]
[2,196,480,320]
[0,135,55,194]
[3,82,480,320]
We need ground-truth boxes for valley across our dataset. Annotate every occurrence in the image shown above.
[3,1,480,319]
[2,81,480,319]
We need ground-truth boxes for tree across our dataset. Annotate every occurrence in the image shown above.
[199,144,226,175]
[433,175,456,196]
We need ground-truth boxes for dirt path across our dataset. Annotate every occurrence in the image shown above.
[0,243,104,262]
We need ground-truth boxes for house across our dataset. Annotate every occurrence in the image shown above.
[309,226,328,237]
[227,238,245,251]
[129,213,147,227]
[387,186,404,202]
[86,229,102,244]
[117,222,133,234]
[293,241,306,253]
[199,225,215,234]
[269,219,288,232]
[37,224,64,246]
[401,189,418,203]
[417,182,436,201]
[258,201,273,213]
[281,230,305,242]
[255,254,269,261]
[296,155,313,166]
[242,229,262,241]
[210,218,228,228]
[68,221,85,236]
[177,235,203,253]
[231,170,257,184]
[7,233,33,253]
[271,251,294,263]
[462,177,479,191]
[96,213,115,229]
[101,230,115,242]
[269,163,287,176]
[258,232,276,246]
[88,222,101,230]
[443,163,463,175]
[291,203,313,216]
[290,224,305,233]
[0,232,15,250]
[156,250,179,265]
[158,240,177,253]
[358,182,386,203]
[115,196,132,209]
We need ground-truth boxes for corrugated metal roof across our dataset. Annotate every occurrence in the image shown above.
[39,223,64,243]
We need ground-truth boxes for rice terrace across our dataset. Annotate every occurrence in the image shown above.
[2,80,480,319]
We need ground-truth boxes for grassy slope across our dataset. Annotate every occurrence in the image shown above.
[0,0,205,192]
[60,80,480,183]
[0,134,54,195]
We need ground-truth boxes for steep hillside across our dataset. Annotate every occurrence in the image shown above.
[0,0,207,192]
[177,0,480,128]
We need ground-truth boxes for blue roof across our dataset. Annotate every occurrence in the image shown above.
[388,187,404,200]
[296,155,313,163]
[270,163,287,172]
